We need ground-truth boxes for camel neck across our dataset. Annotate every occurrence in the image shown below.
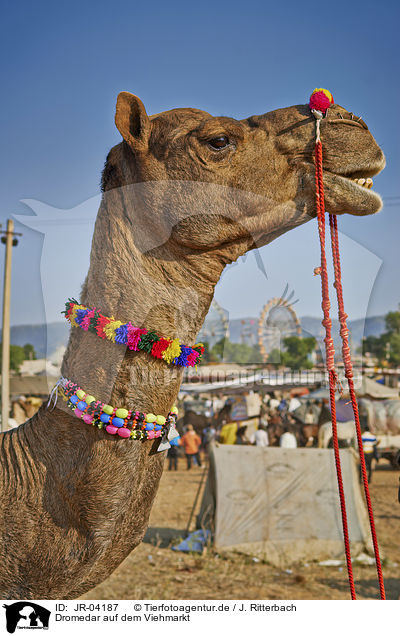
[60,194,223,415]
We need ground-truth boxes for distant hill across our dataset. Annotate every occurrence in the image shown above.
[10,322,70,358]
[225,314,386,350]
[300,315,386,349]
[9,314,387,359]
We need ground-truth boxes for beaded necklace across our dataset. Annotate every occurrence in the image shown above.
[55,377,178,447]
[63,299,204,367]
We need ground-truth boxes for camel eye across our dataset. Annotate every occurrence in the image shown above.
[208,136,230,150]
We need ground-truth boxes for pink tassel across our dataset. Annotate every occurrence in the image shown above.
[186,350,200,367]
[81,308,96,331]
[127,323,148,351]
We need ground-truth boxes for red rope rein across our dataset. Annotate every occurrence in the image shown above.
[314,129,386,600]
[315,139,356,599]
[329,214,386,599]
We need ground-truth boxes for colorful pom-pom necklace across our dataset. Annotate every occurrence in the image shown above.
[63,299,205,367]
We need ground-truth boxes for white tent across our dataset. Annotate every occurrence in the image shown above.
[198,444,373,567]
[306,377,398,400]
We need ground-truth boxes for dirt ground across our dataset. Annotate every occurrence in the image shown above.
[82,456,400,600]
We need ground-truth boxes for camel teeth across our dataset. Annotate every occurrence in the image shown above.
[352,177,372,189]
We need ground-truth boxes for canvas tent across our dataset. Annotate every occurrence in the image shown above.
[306,377,398,400]
[198,444,372,567]
[353,377,398,399]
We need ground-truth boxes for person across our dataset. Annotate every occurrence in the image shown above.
[179,424,202,470]
[268,395,280,411]
[212,394,225,415]
[250,423,269,447]
[318,399,331,426]
[219,420,238,445]
[278,397,288,413]
[202,424,216,452]
[167,436,180,471]
[288,396,301,412]
[235,425,248,445]
[304,401,315,425]
[279,427,297,449]
[361,428,378,483]
[359,400,369,431]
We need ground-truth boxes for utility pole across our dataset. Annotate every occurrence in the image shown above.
[1,220,21,432]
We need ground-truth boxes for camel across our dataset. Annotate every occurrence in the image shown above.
[318,420,357,449]
[0,91,385,599]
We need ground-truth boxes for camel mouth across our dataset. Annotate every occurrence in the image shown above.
[322,169,383,216]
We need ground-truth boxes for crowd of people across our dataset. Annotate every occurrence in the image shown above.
[169,392,311,470]
[168,390,380,481]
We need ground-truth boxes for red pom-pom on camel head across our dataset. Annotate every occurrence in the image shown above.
[309,88,334,115]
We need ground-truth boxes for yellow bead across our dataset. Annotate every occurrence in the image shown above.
[76,390,85,400]
[145,413,156,423]
[85,395,95,404]
[116,408,129,419]
[103,404,114,415]
[171,406,178,415]
[155,415,166,426]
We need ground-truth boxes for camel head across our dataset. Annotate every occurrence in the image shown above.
[104,92,385,263]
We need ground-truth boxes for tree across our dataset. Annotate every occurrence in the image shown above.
[385,311,400,335]
[0,342,38,372]
[279,336,316,370]
[23,343,37,360]
[210,338,263,364]
[211,338,225,361]
[361,309,400,367]
[385,333,400,367]
[360,335,386,364]
[199,341,219,364]
[10,346,26,372]
[268,348,281,364]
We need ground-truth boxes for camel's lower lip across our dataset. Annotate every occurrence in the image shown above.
[331,173,382,201]
[322,171,383,215]
[305,166,384,216]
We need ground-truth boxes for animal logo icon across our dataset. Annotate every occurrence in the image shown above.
[3,602,50,633]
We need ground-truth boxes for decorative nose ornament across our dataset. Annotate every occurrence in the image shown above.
[309,87,334,142]
[309,87,334,119]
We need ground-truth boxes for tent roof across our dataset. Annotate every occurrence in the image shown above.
[180,371,318,394]
[305,377,398,400]
[357,376,399,399]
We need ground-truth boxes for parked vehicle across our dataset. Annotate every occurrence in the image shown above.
[375,434,400,468]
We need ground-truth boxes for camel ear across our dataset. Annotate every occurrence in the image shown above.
[115,92,150,152]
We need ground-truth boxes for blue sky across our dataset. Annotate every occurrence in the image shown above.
[1,0,399,326]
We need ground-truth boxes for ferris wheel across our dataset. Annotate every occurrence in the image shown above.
[258,297,301,362]
[198,300,230,348]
